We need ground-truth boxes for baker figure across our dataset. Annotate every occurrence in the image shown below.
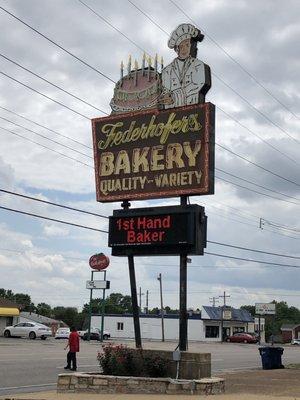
[160,23,211,109]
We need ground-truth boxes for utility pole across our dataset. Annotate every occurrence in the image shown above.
[219,291,231,342]
[146,290,149,314]
[157,273,165,342]
[139,287,144,313]
[209,297,219,307]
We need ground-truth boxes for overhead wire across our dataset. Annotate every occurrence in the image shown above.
[0,105,92,150]
[0,205,107,233]
[168,0,300,123]
[0,192,299,264]
[0,189,108,219]
[0,125,93,168]
[216,175,300,206]
[0,5,116,84]
[216,143,300,188]
[216,168,300,203]
[0,53,108,115]
[0,70,91,120]
[84,0,300,159]
[0,115,93,159]
[127,0,300,146]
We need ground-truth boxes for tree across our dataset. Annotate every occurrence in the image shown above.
[240,305,255,316]
[36,302,52,317]
[0,288,15,300]
[52,306,81,329]
[82,293,133,316]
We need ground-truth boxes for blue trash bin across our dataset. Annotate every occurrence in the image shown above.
[259,347,284,370]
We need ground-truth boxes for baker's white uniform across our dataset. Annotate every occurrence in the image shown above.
[161,56,206,109]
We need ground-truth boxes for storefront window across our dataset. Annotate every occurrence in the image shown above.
[205,325,219,338]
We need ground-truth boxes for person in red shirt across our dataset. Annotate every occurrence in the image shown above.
[64,326,80,371]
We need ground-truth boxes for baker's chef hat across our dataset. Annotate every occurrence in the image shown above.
[168,23,203,49]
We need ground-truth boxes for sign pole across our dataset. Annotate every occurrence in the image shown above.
[88,270,94,341]
[122,200,142,349]
[179,195,188,351]
[100,270,106,342]
[258,315,261,345]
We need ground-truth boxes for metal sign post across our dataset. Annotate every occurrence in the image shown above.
[87,270,95,341]
[179,196,188,351]
[100,270,107,342]
[122,200,142,348]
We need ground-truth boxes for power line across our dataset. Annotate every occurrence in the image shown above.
[0,189,108,219]
[0,70,90,120]
[77,0,152,59]
[216,143,300,188]
[207,240,300,260]
[217,106,300,163]
[0,205,107,233]
[204,251,300,269]
[1,198,300,266]
[216,175,300,206]
[215,76,300,146]
[262,219,300,234]
[0,116,93,159]
[0,105,92,149]
[0,125,93,168]
[124,1,300,158]
[169,0,300,122]
[0,5,116,84]
[0,53,108,115]
[127,0,170,36]
[216,168,300,203]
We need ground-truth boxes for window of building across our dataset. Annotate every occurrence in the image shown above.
[233,327,245,333]
[117,322,124,331]
[205,325,219,338]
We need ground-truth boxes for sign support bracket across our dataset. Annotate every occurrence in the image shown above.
[122,199,142,349]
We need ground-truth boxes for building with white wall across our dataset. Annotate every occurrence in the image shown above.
[91,305,264,342]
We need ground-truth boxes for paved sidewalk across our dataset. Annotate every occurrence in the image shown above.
[1,369,299,400]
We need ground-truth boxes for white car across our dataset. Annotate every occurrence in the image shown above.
[4,322,52,340]
[291,339,300,345]
[55,328,70,339]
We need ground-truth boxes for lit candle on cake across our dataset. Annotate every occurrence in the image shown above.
[120,60,124,80]
[154,53,158,74]
[147,56,152,81]
[134,60,138,86]
[142,52,146,76]
[127,55,131,77]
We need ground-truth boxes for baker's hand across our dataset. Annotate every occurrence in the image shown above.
[159,92,174,105]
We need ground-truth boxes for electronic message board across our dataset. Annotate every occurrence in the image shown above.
[108,205,206,256]
[92,103,215,203]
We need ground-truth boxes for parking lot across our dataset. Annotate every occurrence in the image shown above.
[0,337,299,395]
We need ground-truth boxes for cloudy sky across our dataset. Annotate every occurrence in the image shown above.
[0,0,299,312]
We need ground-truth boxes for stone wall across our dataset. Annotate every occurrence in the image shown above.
[141,349,211,379]
[57,373,225,395]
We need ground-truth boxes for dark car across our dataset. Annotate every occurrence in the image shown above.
[226,332,258,344]
[82,328,110,341]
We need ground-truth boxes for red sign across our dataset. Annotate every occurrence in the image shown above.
[89,253,110,270]
[92,103,215,203]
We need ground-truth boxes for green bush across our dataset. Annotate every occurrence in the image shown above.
[97,344,168,378]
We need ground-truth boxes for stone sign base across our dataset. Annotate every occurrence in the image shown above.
[57,373,225,395]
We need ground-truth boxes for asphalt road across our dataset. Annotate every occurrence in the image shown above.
[0,337,299,396]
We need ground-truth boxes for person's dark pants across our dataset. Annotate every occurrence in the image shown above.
[66,351,77,370]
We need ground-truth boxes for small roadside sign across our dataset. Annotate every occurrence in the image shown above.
[86,280,110,290]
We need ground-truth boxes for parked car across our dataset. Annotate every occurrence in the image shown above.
[225,332,259,344]
[3,322,52,340]
[291,339,300,345]
[55,328,70,339]
[81,327,110,341]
